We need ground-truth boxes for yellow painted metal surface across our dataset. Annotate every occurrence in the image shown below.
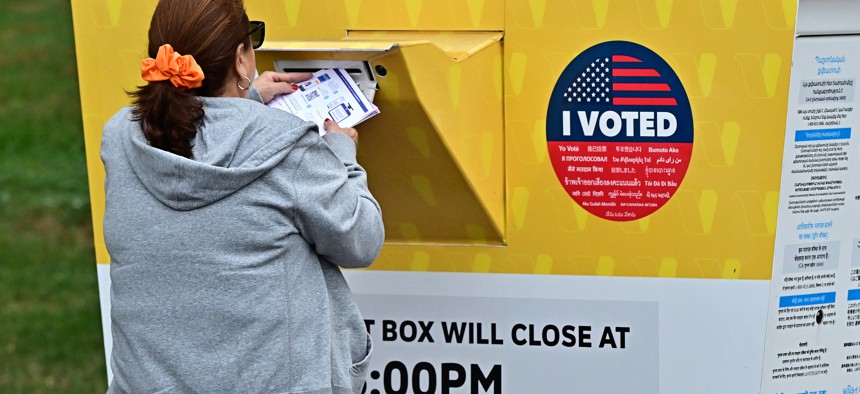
[72,0,795,280]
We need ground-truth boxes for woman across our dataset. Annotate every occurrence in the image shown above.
[100,0,384,392]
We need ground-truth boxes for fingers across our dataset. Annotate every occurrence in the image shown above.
[253,72,307,103]
[267,71,313,84]
[323,118,358,145]
[268,82,299,96]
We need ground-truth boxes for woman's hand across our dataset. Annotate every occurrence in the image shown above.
[324,119,358,145]
[252,71,312,103]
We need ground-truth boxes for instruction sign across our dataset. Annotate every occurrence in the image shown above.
[761,34,860,394]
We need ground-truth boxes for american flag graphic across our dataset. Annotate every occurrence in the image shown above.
[563,55,677,106]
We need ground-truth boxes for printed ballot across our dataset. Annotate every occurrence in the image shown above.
[267,68,379,133]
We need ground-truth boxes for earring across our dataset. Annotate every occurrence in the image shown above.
[237,76,251,91]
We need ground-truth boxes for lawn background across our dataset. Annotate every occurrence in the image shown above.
[0,0,108,392]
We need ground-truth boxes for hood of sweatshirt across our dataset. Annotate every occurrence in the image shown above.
[116,96,313,211]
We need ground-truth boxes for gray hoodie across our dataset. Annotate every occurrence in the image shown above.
[101,90,383,394]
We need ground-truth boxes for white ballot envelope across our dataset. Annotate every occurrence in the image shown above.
[267,68,380,134]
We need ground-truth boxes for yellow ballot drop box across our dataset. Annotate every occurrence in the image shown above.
[255,31,505,244]
[72,0,800,392]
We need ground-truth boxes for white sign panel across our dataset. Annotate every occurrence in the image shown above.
[355,294,658,393]
[761,34,860,394]
[345,271,771,394]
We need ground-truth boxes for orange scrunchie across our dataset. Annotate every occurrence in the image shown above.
[140,44,205,90]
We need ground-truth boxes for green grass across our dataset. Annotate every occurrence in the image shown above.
[0,0,107,392]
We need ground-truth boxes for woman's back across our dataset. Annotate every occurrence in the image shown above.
[102,95,382,393]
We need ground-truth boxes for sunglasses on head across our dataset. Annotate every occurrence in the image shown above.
[247,20,265,49]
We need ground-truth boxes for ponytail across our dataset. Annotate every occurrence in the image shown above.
[130,82,204,159]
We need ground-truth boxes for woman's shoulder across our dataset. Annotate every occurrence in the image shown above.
[100,107,142,164]
[255,102,312,130]
[238,98,320,145]
[205,96,315,134]
[197,98,323,166]
[101,107,138,143]
[104,106,134,128]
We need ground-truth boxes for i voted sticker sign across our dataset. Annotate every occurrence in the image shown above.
[546,41,694,221]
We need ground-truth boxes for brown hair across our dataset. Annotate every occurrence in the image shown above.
[130,0,251,158]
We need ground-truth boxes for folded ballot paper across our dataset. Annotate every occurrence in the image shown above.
[267,68,379,134]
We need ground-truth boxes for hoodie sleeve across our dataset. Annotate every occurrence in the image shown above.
[247,85,264,104]
[291,132,384,268]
